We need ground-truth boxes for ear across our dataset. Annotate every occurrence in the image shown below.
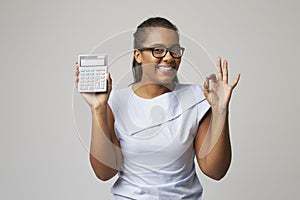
[134,49,142,64]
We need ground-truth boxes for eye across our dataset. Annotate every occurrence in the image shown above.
[171,47,181,54]
[153,47,165,54]
[172,49,180,54]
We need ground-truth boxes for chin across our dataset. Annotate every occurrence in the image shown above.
[157,76,176,85]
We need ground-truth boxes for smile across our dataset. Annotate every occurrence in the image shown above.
[156,65,175,72]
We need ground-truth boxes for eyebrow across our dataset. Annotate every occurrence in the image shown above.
[149,43,180,48]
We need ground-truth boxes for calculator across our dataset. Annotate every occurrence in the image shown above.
[78,54,108,93]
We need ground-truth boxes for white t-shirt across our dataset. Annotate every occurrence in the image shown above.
[108,83,210,200]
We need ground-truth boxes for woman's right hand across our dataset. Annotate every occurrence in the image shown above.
[75,62,112,109]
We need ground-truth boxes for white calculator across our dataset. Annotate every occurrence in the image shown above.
[78,54,108,93]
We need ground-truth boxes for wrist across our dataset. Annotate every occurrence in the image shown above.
[211,106,228,116]
[91,103,108,114]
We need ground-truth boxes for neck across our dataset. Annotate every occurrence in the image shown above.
[133,82,175,99]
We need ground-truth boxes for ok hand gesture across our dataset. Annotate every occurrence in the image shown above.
[203,57,240,111]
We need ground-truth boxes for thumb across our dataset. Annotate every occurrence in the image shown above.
[107,72,112,94]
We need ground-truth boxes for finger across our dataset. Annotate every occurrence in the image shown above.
[216,57,223,81]
[75,62,80,89]
[75,62,79,75]
[207,73,217,82]
[203,77,209,95]
[204,77,209,89]
[203,79,210,102]
[223,59,228,84]
[107,72,112,84]
[75,77,79,89]
[231,73,241,89]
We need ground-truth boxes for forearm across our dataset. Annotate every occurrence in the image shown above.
[89,105,119,180]
[199,109,232,180]
[198,57,239,180]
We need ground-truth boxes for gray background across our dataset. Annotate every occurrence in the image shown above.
[1,0,299,199]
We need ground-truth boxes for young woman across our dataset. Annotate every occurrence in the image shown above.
[75,17,240,199]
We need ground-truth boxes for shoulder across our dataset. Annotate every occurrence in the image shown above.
[109,86,131,99]
[108,86,132,110]
[174,83,206,101]
[174,84,210,124]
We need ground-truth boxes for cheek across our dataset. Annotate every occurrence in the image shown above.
[175,59,181,69]
[142,56,160,67]
[148,57,160,64]
[141,63,156,75]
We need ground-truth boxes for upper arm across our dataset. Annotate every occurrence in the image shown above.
[194,109,211,170]
[107,104,122,169]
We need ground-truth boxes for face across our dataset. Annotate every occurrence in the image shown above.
[134,27,182,84]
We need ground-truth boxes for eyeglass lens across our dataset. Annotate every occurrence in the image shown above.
[152,47,183,58]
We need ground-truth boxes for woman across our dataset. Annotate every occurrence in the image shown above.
[75,17,240,199]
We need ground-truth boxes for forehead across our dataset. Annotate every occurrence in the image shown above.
[143,27,179,46]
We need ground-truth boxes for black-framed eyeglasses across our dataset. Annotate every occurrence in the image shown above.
[138,46,185,58]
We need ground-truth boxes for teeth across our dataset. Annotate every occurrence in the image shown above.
[158,66,172,71]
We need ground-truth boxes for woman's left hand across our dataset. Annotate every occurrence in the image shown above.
[203,57,240,112]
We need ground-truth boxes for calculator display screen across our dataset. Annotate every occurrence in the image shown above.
[81,58,105,66]
[80,55,106,66]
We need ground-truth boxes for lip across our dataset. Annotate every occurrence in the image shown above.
[156,64,175,68]
[156,64,175,70]
[156,65,175,73]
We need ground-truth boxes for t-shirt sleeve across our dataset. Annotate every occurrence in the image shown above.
[190,85,211,125]
[196,98,211,125]
[107,90,116,116]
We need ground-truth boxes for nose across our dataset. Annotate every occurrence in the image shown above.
[162,50,174,62]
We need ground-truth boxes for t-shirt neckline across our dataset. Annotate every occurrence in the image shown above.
[130,83,179,101]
